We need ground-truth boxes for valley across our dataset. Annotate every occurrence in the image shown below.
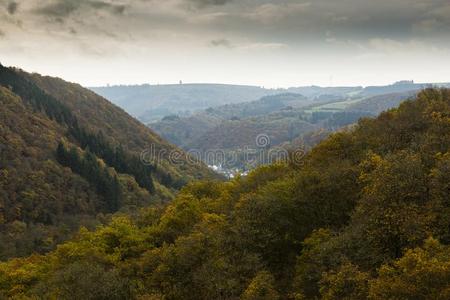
[94,81,450,176]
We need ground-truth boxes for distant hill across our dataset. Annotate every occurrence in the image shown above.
[0,65,216,259]
[187,112,318,152]
[90,84,280,123]
[203,93,309,119]
[359,81,430,97]
[287,86,362,98]
[346,90,419,114]
[148,82,450,172]
[150,93,370,170]
[92,81,450,124]
[151,93,312,148]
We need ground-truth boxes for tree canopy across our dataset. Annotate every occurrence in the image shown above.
[2,88,450,299]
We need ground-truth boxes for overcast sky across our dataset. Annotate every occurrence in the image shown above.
[0,0,449,87]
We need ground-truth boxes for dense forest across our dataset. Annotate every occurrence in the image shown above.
[0,65,216,260]
[1,88,450,299]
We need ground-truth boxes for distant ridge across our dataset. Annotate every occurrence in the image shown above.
[92,81,450,123]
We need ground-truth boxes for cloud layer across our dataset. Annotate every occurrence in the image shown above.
[0,0,449,87]
[2,0,449,44]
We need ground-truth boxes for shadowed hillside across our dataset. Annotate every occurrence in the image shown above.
[0,65,217,259]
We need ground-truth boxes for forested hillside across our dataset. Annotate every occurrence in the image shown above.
[0,65,216,260]
[151,93,377,171]
[2,89,450,299]
[151,93,312,148]
[150,82,450,173]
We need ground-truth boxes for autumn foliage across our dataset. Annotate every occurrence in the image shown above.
[1,74,450,299]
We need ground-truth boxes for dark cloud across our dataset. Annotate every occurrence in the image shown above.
[187,0,233,8]
[113,5,126,15]
[37,1,78,18]
[88,1,126,15]
[36,0,127,19]
[7,1,18,14]
[210,38,233,48]
[193,0,231,4]
[186,0,450,46]
[18,0,450,45]
[2,0,450,55]
[0,0,449,87]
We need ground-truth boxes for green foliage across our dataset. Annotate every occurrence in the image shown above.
[369,238,450,299]
[69,126,156,193]
[429,153,450,243]
[319,262,370,300]
[0,86,103,259]
[56,142,122,212]
[0,65,215,259]
[1,64,157,193]
[351,151,432,263]
[2,88,450,299]
[151,194,203,244]
[241,271,280,300]
[0,65,76,126]
[233,178,300,272]
[293,229,343,299]
[43,261,131,300]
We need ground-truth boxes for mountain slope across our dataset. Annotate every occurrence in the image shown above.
[346,90,419,114]
[0,65,216,259]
